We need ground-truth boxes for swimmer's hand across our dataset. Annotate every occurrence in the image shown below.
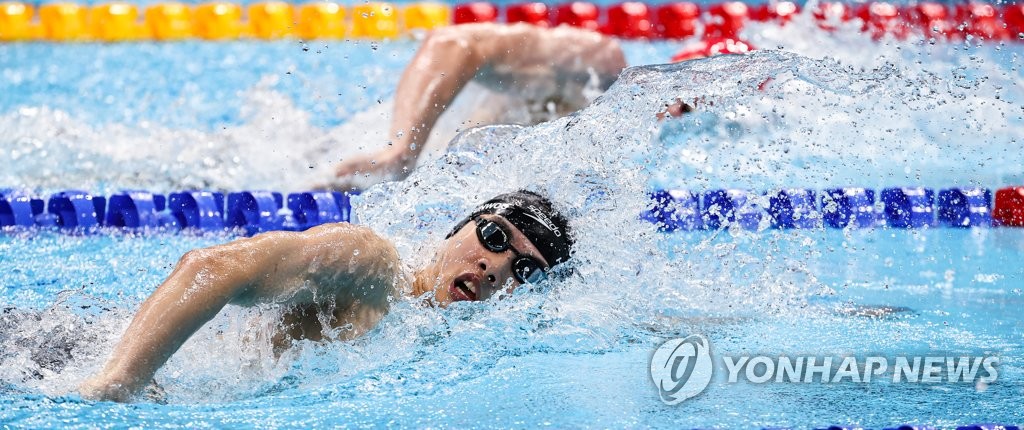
[326,149,413,191]
[79,371,181,403]
[78,373,140,403]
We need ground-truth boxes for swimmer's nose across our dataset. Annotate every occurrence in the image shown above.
[477,258,505,298]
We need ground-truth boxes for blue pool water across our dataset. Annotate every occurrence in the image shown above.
[2,10,1024,429]
[0,228,1021,427]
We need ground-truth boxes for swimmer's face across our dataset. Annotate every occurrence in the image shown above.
[427,214,551,305]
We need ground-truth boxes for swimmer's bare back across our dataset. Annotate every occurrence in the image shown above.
[329,23,627,190]
[79,223,404,402]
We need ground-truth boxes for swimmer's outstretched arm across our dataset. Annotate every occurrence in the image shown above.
[331,23,627,188]
[78,223,401,402]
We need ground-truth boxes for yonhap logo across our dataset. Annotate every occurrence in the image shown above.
[649,334,714,405]
[649,334,999,406]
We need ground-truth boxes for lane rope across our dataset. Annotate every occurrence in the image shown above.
[1,186,1021,234]
[1,1,1021,42]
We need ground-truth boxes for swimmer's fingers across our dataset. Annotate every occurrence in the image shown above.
[143,379,168,404]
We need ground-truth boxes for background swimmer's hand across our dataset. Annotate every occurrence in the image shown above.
[327,150,413,191]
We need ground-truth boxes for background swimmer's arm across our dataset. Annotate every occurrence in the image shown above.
[79,223,400,402]
[331,23,626,188]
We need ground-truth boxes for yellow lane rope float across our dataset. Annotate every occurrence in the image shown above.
[0,1,451,41]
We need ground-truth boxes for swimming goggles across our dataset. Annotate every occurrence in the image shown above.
[474,217,549,285]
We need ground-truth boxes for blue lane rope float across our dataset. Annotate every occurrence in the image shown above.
[0,186,1022,234]
[169,191,226,231]
[107,190,164,228]
[879,187,935,229]
[937,188,992,228]
[287,191,351,230]
[0,189,37,227]
[822,188,875,228]
[47,190,105,229]
[226,190,283,234]
[769,188,818,229]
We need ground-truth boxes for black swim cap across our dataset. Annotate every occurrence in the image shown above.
[448,191,574,267]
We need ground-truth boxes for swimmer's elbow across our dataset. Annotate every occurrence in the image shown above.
[174,244,258,294]
[177,247,235,272]
[176,248,209,271]
[421,30,472,57]
[427,25,525,65]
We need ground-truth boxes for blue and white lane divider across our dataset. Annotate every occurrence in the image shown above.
[0,189,353,235]
[643,186,1024,231]
[0,186,1022,234]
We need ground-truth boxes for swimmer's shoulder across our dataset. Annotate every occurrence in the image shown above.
[271,223,404,343]
[300,222,404,281]
[303,224,405,317]
[302,222,394,251]
[238,223,404,306]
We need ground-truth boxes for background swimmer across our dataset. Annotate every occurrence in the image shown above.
[327,23,627,189]
[327,23,748,190]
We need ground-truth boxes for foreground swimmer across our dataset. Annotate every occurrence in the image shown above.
[328,23,752,190]
[79,190,572,402]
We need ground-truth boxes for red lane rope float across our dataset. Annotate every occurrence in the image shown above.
[656,2,700,39]
[555,1,600,30]
[671,36,753,62]
[2,1,1022,42]
[605,2,654,38]
[507,2,550,26]
[994,187,1024,227]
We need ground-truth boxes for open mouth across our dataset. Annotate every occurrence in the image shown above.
[449,273,480,301]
